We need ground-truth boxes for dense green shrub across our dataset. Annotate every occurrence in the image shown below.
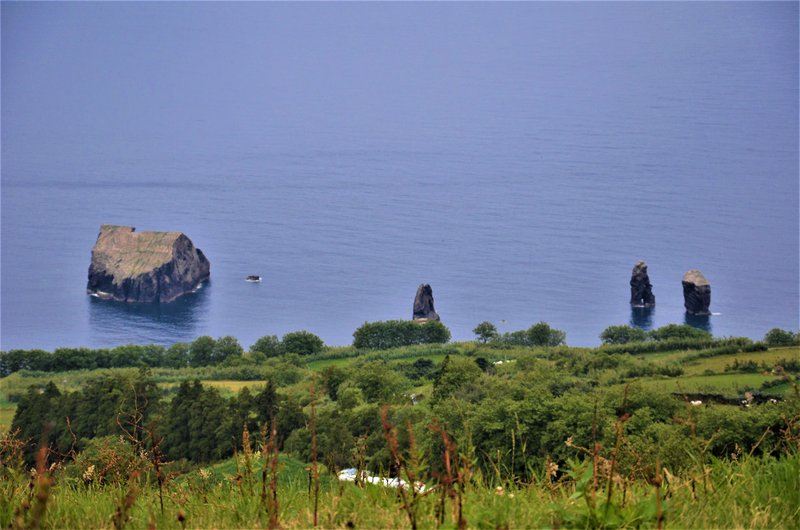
[599,324,648,344]
[599,337,717,355]
[250,335,283,357]
[432,355,483,402]
[352,320,451,350]
[764,328,800,346]
[495,321,567,347]
[649,323,712,341]
[281,331,325,355]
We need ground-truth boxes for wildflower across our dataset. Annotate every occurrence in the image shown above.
[565,436,574,448]
[495,486,504,496]
[198,468,210,480]
[546,460,559,480]
[83,464,95,482]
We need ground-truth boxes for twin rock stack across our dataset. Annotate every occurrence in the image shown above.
[629,260,711,315]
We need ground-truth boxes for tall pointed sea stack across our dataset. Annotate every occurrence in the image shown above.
[682,269,711,315]
[630,260,656,307]
[87,225,210,303]
[413,283,440,322]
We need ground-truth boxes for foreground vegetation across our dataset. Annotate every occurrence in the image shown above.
[1,324,798,528]
[3,444,798,529]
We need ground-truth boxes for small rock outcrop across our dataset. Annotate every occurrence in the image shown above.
[682,269,711,315]
[630,260,656,307]
[412,283,440,321]
[87,225,210,303]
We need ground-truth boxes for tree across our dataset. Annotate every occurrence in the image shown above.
[212,336,244,364]
[252,381,278,424]
[250,335,283,357]
[432,356,482,402]
[600,325,648,345]
[189,336,216,366]
[320,366,349,401]
[282,331,324,355]
[527,321,567,346]
[164,342,191,368]
[473,321,499,343]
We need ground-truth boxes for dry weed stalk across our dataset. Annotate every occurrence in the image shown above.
[112,470,140,530]
[310,381,320,527]
[13,432,54,529]
[380,405,429,530]
[0,428,27,472]
[242,425,255,495]
[603,384,630,519]
[352,433,368,487]
[260,417,281,529]
[430,422,468,530]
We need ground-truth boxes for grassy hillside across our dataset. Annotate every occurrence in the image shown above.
[2,440,798,528]
[1,335,798,528]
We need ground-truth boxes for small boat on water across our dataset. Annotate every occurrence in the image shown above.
[245,275,262,283]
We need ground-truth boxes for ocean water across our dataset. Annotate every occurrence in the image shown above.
[2,2,798,351]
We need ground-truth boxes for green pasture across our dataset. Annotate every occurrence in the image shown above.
[681,346,798,375]
[635,372,783,397]
[306,352,450,371]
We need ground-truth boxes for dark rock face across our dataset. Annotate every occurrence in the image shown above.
[682,269,711,315]
[87,225,210,303]
[412,283,440,321]
[630,260,656,307]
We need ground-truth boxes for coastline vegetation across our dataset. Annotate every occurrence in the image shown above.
[1,323,798,528]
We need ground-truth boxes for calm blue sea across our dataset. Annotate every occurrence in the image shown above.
[2,2,798,351]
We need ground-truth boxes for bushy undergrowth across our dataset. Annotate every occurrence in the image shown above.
[3,326,799,528]
[352,320,451,350]
[2,400,798,529]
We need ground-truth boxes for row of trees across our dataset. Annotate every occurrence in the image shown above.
[599,323,711,344]
[0,331,326,376]
[598,324,800,347]
[472,321,567,347]
[10,369,305,466]
[5,323,796,377]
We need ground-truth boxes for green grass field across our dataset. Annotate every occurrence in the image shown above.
[635,372,782,397]
[306,352,450,371]
[3,446,798,529]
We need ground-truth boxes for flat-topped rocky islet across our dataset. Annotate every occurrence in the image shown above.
[682,269,711,316]
[86,225,210,303]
